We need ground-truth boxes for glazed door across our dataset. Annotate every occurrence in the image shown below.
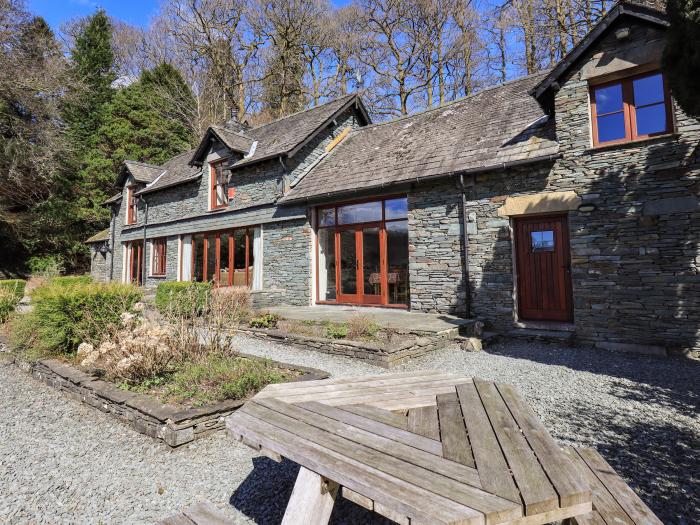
[514,215,573,322]
[336,226,383,305]
[128,242,143,286]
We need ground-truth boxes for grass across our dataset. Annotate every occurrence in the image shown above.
[121,353,296,407]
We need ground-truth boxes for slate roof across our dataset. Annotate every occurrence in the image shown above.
[123,160,162,183]
[228,93,366,169]
[135,149,201,195]
[103,193,122,205]
[86,229,110,243]
[210,125,254,153]
[281,72,560,203]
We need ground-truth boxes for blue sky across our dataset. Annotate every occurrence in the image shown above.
[27,0,351,32]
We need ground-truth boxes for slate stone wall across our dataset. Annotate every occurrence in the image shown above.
[143,236,179,288]
[408,180,467,317]
[254,218,312,308]
[89,245,109,282]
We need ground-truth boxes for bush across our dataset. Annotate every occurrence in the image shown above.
[155,282,211,319]
[50,275,93,287]
[28,255,64,278]
[0,280,26,323]
[10,281,142,357]
[347,314,380,340]
[324,321,348,339]
[249,312,280,329]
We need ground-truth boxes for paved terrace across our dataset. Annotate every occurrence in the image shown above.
[265,305,473,335]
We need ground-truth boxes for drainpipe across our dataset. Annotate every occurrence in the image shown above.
[109,209,115,281]
[458,174,473,318]
[141,197,148,286]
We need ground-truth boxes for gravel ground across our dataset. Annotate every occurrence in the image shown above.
[1,335,698,524]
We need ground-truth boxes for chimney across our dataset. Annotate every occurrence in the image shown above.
[224,106,250,133]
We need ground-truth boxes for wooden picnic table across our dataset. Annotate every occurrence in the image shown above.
[227,371,591,525]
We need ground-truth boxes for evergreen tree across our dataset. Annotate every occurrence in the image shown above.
[64,9,116,153]
[663,0,700,117]
[80,63,196,223]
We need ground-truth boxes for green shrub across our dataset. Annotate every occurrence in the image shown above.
[28,255,64,277]
[249,312,280,329]
[155,282,211,318]
[10,281,142,357]
[324,321,348,339]
[0,280,26,323]
[50,275,93,287]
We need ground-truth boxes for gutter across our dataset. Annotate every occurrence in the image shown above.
[279,153,562,206]
[141,198,149,285]
[458,174,474,319]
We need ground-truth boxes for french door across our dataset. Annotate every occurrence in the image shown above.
[337,225,383,305]
[127,241,143,285]
[317,197,409,307]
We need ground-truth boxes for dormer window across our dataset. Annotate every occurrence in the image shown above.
[210,160,228,210]
[590,71,672,146]
[127,186,137,224]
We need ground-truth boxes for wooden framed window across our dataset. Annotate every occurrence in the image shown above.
[590,71,673,146]
[210,160,228,210]
[189,227,259,288]
[127,186,138,224]
[151,238,167,276]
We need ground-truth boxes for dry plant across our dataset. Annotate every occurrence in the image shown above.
[347,314,381,340]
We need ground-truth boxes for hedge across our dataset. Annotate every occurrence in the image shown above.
[11,281,142,356]
[155,281,211,318]
[50,275,93,287]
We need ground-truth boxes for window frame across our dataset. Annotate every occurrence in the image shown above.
[589,70,673,147]
[151,238,167,277]
[126,186,138,225]
[210,159,229,210]
[188,226,258,288]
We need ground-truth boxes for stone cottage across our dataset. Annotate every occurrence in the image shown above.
[88,1,699,355]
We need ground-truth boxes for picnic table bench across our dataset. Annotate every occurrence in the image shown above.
[228,371,593,525]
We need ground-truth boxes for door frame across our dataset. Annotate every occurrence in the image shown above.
[127,241,143,286]
[335,223,385,305]
[513,213,574,323]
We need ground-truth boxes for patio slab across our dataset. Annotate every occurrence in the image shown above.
[265,305,475,335]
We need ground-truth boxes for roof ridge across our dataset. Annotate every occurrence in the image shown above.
[350,71,550,134]
[248,93,357,131]
[124,159,162,169]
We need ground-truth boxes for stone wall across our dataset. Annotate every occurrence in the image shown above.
[89,245,110,282]
[254,218,312,308]
[408,179,467,317]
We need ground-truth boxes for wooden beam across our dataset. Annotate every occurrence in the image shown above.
[281,467,339,525]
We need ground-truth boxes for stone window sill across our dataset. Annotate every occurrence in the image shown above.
[148,274,167,279]
[584,133,680,154]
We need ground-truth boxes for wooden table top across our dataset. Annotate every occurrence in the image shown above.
[227,371,591,525]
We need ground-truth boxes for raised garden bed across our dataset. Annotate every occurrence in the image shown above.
[237,324,453,367]
[25,354,327,447]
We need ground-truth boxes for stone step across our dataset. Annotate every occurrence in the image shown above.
[506,328,574,344]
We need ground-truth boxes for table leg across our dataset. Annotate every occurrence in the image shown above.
[281,467,339,525]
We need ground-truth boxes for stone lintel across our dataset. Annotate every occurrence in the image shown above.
[497,191,582,217]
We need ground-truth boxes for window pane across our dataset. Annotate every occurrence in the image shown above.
[633,73,664,107]
[597,112,626,143]
[385,197,408,220]
[193,235,205,282]
[635,103,667,136]
[247,231,254,287]
[206,235,216,281]
[594,83,623,114]
[531,231,555,252]
[318,228,336,301]
[362,227,381,297]
[337,201,382,225]
[386,221,409,305]
[220,233,230,285]
[339,229,357,294]
[233,230,247,286]
[319,208,335,226]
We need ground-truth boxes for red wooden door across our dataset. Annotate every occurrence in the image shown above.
[128,241,143,286]
[514,215,573,322]
[335,225,384,305]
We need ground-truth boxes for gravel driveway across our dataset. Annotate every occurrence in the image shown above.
[1,336,698,524]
